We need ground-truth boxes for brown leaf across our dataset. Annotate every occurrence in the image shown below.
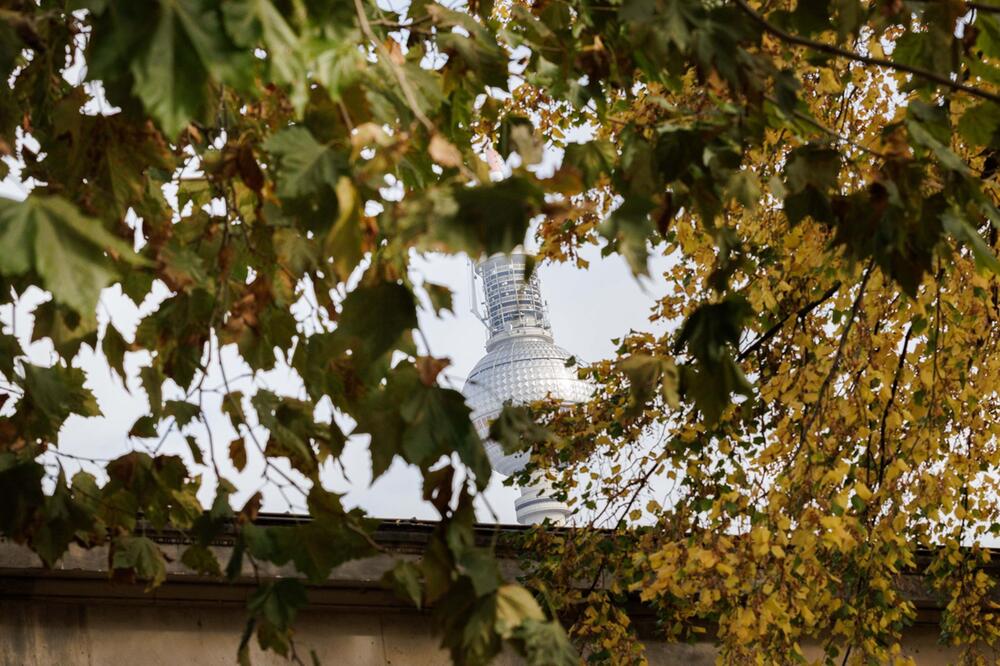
[386,38,405,66]
[236,143,264,192]
[229,438,247,472]
[416,356,451,386]
[239,491,262,523]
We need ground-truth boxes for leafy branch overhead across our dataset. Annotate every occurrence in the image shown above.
[4,0,1000,663]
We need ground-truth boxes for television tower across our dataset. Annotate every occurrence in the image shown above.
[462,251,591,524]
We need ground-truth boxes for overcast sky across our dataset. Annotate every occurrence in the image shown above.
[0,30,676,523]
[1,147,671,523]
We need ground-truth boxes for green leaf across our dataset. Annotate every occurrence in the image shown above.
[676,297,753,423]
[0,195,143,318]
[0,454,45,538]
[265,126,343,200]
[562,140,616,188]
[957,102,1000,147]
[181,543,222,576]
[424,282,454,315]
[273,227,317,275]
[602,196,655,275]
[102,321,128,380]
[129,414,159,438]
[488,404,561,456]
[165,400,200,427]
[223,0,306,108]
[907,104,970,174]
[727,169,762,210]
[436,177,545,256]
[243,503,374,582]
[0,21,22,84]
[248,578,307,633]
[512,619,579,666]
[383,560,423,609]
[325,176,364,282]
[185,435,205,466]
[0,332,20,377]
[141,364,164,416]
[618,354,680,415]
[941,207,1000,275]
[89,0,253,137]
[400,371,492,489]
[784,145,841,194]
[22,363,101,425]
[112,535,168,590]
[337,282,417,361]
[222,391,247,430]
[459,548,502,597]
[45,101,175,220]
[31,300,98,359]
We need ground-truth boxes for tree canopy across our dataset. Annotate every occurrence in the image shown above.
[5,0,1000,663]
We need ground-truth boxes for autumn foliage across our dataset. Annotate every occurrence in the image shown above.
[4,0,1000,664]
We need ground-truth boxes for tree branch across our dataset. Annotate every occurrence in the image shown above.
[876,321,914,487]
[798,260,875,443]
[738,280,842,362]
[732,0,1000,105]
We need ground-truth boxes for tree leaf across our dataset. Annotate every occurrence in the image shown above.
[222,0,306,108]
[102,321,128,380]
[112,535,168,590]
[941,207,1000,275]
[494,584,545,638]
[229,438,248,472]
[383,560,423,609]
[265,126,342,200]
[957,101,1000,147]
[512,619,579,666]
[337,281,417,361]
[30,473,95,567]
[165,400,200,427]
[88,0,253,137]
[181,543,222,576]
[0,195,143,318]
[436,177,545,256]
[22,363,101,425]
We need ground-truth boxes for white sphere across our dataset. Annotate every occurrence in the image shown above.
[462,336,591,476]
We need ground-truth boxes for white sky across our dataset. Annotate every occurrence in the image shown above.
[1,160,672,523]
[0,5,678,523]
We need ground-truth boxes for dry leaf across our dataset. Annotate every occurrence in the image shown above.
[429,134,464,168]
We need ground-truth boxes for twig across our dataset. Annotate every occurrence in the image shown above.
[352,0,479,182]
[732,0,1000,105]
[738,280,842,361]
[764,94,887,160]
[876,321,914,487]
[353,0,435,133]
[798,260,875,444]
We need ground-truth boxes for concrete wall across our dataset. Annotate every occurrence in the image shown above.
[0,597,971,666]
[0,526,988,666]
[1,601,467,666]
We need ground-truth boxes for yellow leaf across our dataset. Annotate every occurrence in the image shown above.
[817,68,841,94]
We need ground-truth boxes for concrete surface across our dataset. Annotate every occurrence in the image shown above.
[0,518,991,665]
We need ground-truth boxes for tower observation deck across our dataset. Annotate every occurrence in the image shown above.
[462,252,591,525]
